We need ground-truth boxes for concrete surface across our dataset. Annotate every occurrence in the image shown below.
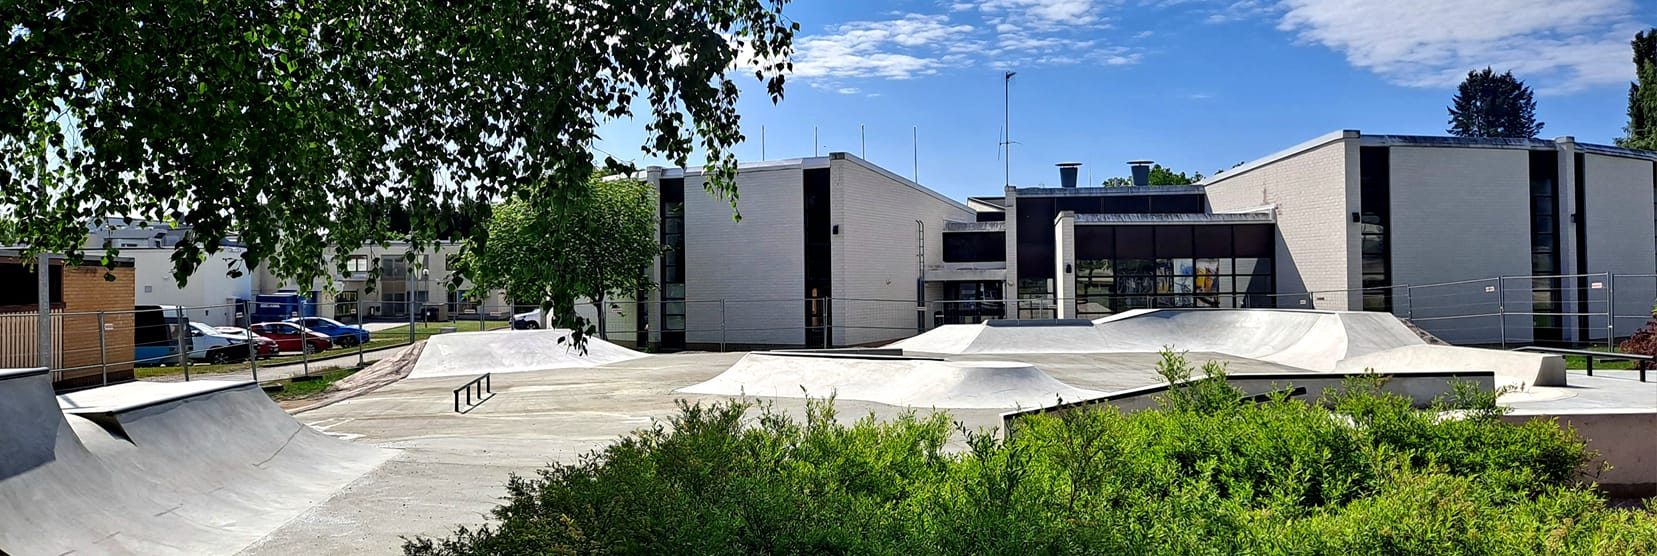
[891,309,1563,386]
[0,372,392,555]
[678,352,1103,409]
[408,329,645,379]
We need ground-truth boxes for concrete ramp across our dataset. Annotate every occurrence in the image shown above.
[409,329,646,379]
[1336,344,1567,387]
[892,309,1428,371]
[0,372,391,555]
[678,352,1101,409]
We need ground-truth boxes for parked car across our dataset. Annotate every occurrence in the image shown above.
[133,305,182,366]
[214,326,281,358]
[284,317,371,347]
[511,309,543,329]
[250,322,332,354]
[184,322,254,364]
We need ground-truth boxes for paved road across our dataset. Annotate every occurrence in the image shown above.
[145,345,408,384]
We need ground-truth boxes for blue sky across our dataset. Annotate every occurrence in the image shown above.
[595,0,1657,202]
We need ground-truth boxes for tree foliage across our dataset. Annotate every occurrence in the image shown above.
[1616,302,1657,372]
[1447,67,1544,138]
[0,1,794,288]
[1618,29,1657,151]
[457,176,660,341]
[1100,164,1202,187]
[404,351,1655,556]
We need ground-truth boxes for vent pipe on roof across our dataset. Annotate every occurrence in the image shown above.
[1056,162,1081,188]
[1128,160,1153,187]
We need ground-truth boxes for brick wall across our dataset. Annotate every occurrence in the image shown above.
[1205,132,1360,309]
[57,265,135,388]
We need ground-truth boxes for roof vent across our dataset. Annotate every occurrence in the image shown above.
[1056,162,1081,188]
[1128,160,1153,187]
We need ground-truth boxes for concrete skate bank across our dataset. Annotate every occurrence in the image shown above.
[0,369,391,555]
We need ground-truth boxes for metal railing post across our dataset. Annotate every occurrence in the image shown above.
[175,306,191,381]
[720,299,727,352]
[97,311,108,386]
[1606,273,1616,352]
[1405,286,1413,320]
[408,297,416,344]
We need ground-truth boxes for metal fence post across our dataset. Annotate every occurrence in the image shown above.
[1606,273,1616,352]
[246,301,259,383]
[175,306,191,381]
[97,311,108,386]
[719,299,727,352]
[357,294,366,366]
[408,297,416,344]
[1497,277,1508,349]
[299,316,311,378]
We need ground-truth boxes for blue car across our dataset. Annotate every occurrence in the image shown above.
[285,316,371,347]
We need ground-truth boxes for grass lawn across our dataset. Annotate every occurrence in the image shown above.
[265,366,362,401]
[373,320,515,335]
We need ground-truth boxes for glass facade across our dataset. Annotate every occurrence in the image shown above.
[1529,151,1562,343]
[803,168,832,347]
[1073,224,1274,316]
[1359,147,1392,312]
[659,178,686,349]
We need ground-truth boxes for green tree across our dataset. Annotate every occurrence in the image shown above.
[458,176,660,341]
[1446,67,1544,138]
[0,1,794,290]
[1618,29,1657,150]
[1101,164,1202,187]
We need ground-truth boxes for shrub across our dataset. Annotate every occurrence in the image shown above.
[405,352,1657,556]
[1617,302,1657,371]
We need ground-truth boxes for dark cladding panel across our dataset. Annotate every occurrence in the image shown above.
[1016,197,1058,282]
[1233,224,1274,258]
[1153,226,1194,258]
[1193,225,1233,258]
[1115,226,1154,259]
[1075,226,1115,260]
[1148,194,1207,214]
[943,232,1007,263]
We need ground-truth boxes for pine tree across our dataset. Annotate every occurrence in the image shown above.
[1446,68,1544,138]
[1617,29,1657,151]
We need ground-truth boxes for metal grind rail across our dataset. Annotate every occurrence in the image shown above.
[1513,346,1650,383]
[453,373,494,413]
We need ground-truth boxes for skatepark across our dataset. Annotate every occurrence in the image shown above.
[1,308,1652,554]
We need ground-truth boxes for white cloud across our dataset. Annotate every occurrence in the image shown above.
[1273,0,1646,93]
[789,6,1147,89]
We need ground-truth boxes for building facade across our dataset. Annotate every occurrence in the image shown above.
[0,251,136,389]
[1204,130,1657,345]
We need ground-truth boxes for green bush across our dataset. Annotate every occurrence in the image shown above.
[405,351,1657,556]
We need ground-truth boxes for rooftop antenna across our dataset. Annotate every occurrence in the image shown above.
[912,125,919,182]
[813,126,819,157]
[860,123,866,159]
[761,125,766,160]
[1001,71,1017,189]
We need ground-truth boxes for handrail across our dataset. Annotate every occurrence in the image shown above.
[453,373,494,413]
[1513,347,1649,383]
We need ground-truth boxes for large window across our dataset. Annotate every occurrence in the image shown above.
[1529,151,1562,344]
[1359,146,1392,312]
[1073,224,1273,316]
[660,178,687,348]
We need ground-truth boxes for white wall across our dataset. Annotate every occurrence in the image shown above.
[1205,132,1359,309]
[1387,146,1535,345]
[682,166,806,346]
[92,248,254,326]
[829,156,973,346]
[1583,153,1657,339]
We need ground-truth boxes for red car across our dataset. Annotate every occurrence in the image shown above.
[215,326,281,358]
[250,322,332,354]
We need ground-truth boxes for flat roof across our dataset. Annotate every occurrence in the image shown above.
[1073,212,1275,225]
[1016,185,1207,197]
[655,152,970,213]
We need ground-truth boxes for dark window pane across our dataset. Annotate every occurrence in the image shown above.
[1075,226,1114,260]
[1234,224,1274,257]
[1154,226,1194,258]
[943,232,1007,263]
[1193,226,1233,258]
[1116,226,1154,259]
